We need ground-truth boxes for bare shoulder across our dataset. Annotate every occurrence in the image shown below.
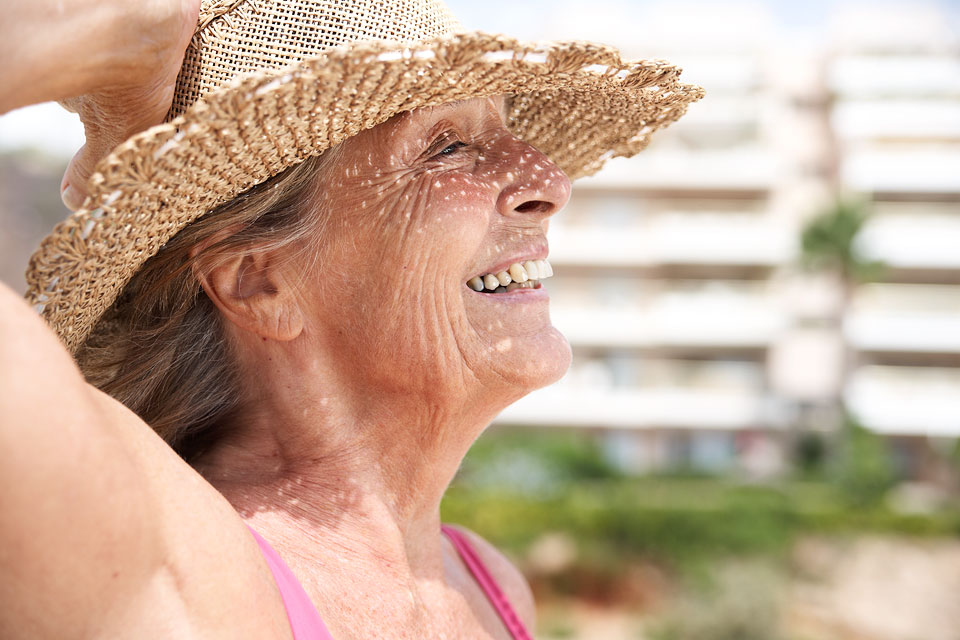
[448,524,537,631]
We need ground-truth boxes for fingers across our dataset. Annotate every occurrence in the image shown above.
[61,117,119,212]
[60,81,177,211]
[61,126,129,211]
[61,148,92,211]
[55,1,200,212]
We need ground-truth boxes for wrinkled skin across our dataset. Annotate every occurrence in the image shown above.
[194,96,573,638]
[2,0,577,634]
[201,95,574,455]
[304,96,572,417]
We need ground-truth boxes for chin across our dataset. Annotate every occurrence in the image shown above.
[490,324,572,398]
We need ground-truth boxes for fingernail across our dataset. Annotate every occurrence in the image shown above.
[61,185,83,211]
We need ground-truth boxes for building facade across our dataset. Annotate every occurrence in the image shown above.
[496,3,960,477]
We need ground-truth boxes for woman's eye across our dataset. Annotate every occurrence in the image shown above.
[428,137,467,160]
[438,141,466,155]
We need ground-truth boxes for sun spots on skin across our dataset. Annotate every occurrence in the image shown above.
[294,95,571,409]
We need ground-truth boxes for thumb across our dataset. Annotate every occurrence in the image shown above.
[61,144,96,211]
[61,120,119,212]
[60,84,179,211]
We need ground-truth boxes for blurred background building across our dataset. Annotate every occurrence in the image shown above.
[472,1,960,480]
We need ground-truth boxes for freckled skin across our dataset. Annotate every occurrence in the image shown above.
[297,96,572,413]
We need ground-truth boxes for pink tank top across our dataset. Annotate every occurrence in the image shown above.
[440,524,534,640]
[246,524,533,640]
[247,525,334,640]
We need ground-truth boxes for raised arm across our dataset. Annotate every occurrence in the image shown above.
[0,281,289,640]
[0,283,171,637]
[0,5,296,636]
[0,0,199,209]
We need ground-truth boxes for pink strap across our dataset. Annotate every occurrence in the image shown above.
[441,525,534,640]
[246,525,335,640]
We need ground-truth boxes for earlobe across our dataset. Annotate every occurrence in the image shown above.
[192,250,304,342]
[251,282,304,342]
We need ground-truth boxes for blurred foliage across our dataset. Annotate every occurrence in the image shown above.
[647,560,784,640]
[455,429,622,497]
[799,196,885,284]
[952,438,960,474]
[792,430,827,477]
[442,429,960,602]
[832,414,898,507]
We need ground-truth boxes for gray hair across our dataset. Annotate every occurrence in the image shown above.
[77,150,340,462]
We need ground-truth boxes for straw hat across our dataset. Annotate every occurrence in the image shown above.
[26,0,703,354]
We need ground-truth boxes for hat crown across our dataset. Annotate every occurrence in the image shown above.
[172,0,463,117]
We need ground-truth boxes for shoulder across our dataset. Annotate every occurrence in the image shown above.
[446,524,537,632]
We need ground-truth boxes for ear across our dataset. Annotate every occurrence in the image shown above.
[190,242,304,342]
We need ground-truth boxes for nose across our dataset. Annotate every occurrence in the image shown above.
[495,140,572,219]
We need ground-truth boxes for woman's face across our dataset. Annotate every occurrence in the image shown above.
[294,96,572,414]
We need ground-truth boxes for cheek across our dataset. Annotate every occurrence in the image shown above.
[350,168,491,269]
[308,167,492,352]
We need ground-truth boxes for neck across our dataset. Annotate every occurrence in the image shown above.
[192,352,504,580]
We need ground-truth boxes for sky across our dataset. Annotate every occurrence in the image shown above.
[0,0,957,158]
[447,0,960,35]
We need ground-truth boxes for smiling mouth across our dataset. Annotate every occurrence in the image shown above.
[466,259,553,294]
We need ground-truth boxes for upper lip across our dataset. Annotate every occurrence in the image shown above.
[469,243,549,279]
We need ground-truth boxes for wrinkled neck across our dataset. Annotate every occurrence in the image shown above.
[190,336,503,577]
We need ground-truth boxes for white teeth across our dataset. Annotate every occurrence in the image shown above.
[509,263,529,283]
[467,259,554,291]
[523,260,539,280]
[506,280,537,292]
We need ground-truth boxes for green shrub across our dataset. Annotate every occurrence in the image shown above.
[833,416,897,507]
[793,431,827,478]
[441,429,959,601]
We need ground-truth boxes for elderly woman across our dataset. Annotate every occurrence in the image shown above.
[1,0,701,638]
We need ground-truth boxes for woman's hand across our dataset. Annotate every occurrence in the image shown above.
[0,0,200,210]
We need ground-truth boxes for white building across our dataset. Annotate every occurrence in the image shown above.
[494,2,960,474]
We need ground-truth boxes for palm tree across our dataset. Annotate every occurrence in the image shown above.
[800,196,884,290]
[796,197,892,491]
[802,195,885,402]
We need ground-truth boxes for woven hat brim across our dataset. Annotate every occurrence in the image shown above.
[26,31,704,353]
